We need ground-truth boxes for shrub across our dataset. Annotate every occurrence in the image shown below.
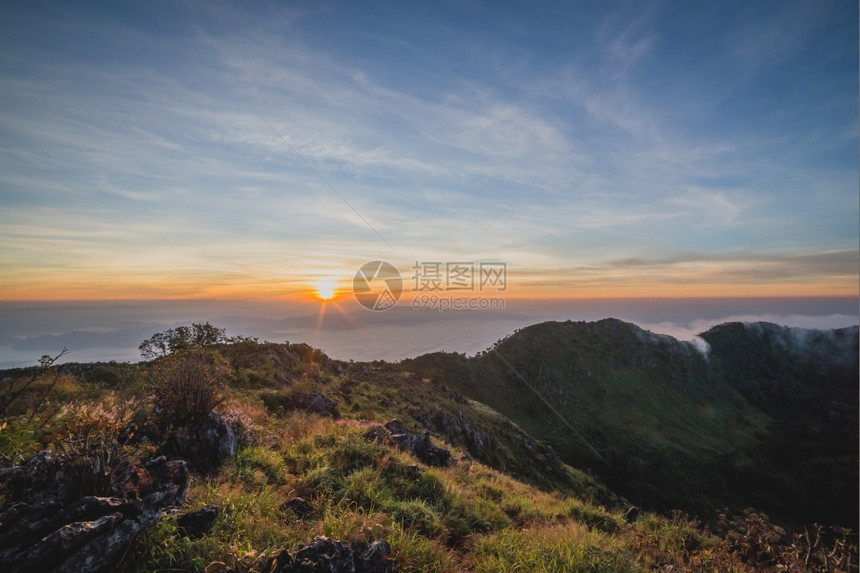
[789,524,858,572]
[49,393,142,444]
[717,509,859,572]
[0,348,68,419]
[149,350,231,427]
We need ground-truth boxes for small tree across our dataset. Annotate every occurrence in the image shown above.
[139,322,227,360]
[139,331,171,360]
[190,322,226,346]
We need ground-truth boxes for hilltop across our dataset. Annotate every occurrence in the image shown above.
[401,318,859,529]
[0,319,856,572]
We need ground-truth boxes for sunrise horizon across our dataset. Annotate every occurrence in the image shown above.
[1,5,859,569]
[1,259,857,302]
[1,1,857,365]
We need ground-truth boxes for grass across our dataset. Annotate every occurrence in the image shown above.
[1,336,855,572]
[121,410,728,572]
[401,320,779,520]
[471,522,637,572]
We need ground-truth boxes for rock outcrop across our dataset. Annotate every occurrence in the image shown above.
[289,392,342,419]
[0,450,188,573]
[431,408,489,458]
[169,412,237,470]
[364,420,454,468]
[283,496,314,518]
[177,504,221,539]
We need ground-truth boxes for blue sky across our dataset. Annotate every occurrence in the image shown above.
[0,0,857,300]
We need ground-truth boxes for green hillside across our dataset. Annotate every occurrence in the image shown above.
[0,320,856,572]
[400,319,859,529]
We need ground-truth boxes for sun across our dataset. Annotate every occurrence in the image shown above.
[314,279,337,300]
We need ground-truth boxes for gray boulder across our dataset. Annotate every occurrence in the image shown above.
[367,420,454,468]
[0,450,187,573]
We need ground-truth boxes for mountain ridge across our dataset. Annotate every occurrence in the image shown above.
[399,318,859,529]
[1,317,856,572]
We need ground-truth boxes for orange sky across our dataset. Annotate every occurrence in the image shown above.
[1,2,857,314]
[1,262,856,302]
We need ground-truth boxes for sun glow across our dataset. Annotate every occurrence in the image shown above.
[314,279,338,300]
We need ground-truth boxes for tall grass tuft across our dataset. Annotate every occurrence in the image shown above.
[149,349,231,427]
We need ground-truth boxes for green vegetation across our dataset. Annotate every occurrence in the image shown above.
[149,349,231,427]
[0,347,69,422]
[0,321,856,572]
[402,319,859,529]
[138,321,228,360]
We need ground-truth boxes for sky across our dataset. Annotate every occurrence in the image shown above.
[0,1,858,365]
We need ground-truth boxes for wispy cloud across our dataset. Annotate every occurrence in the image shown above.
[0,1,855,300]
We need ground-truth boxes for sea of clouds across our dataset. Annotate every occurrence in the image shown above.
[0,298,856,368]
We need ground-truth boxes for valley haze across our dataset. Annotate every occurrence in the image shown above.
[0,297,856,368]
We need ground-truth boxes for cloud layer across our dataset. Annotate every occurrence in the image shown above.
[1,297,856,368]
[0,1,856,300]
